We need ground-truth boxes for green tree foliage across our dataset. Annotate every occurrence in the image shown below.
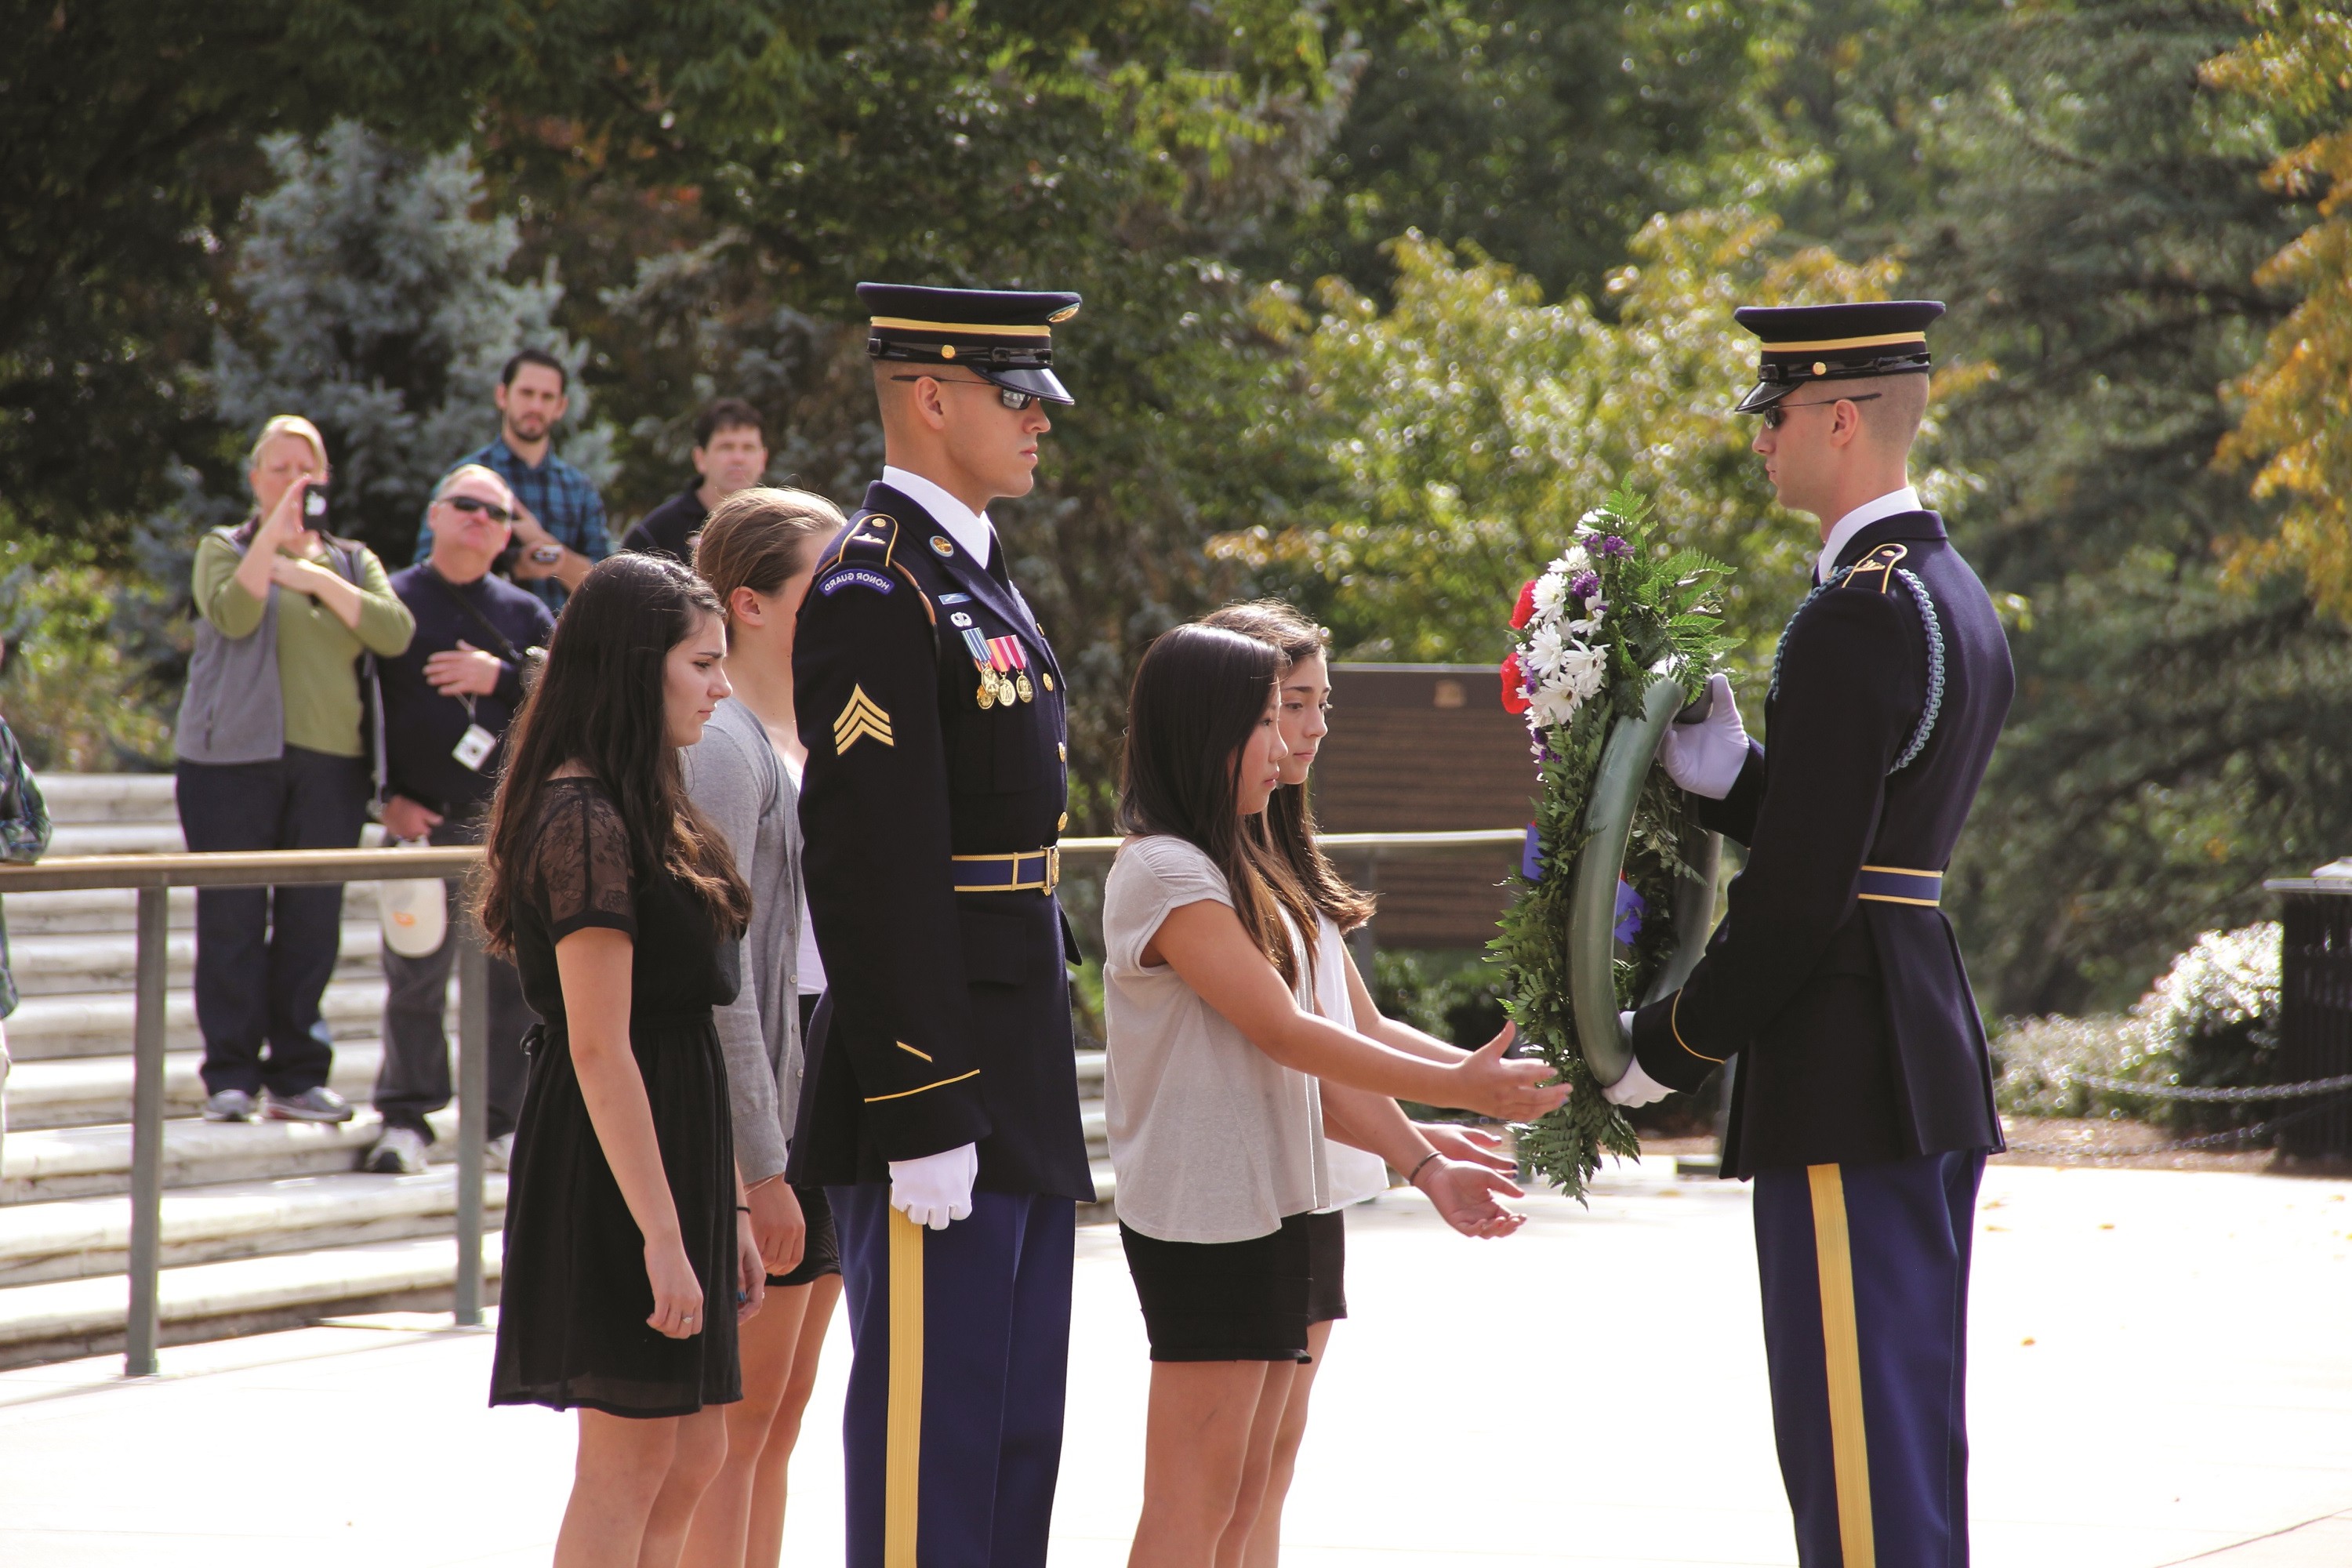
[202,123,612,568]
[1210,210,1965,676]
[2207,1,2352,618]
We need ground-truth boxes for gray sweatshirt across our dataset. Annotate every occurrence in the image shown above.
[681,698,804,1185]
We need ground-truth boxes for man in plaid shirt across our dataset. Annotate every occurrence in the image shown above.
[415,349,611,612]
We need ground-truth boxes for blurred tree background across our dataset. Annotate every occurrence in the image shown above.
[2,0,2346,1015]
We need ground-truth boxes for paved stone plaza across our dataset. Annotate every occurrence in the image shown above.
[0,1157,2345,1566]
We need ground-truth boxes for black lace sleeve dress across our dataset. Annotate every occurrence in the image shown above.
[489,777,743,1417]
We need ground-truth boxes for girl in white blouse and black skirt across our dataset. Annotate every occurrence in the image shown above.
[1101,623,1569,1568]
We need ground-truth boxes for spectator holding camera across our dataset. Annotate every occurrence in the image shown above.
[364,464,555,1176]
[416,349,611,613]
[619,398,770,564]
[173,414,415,1124]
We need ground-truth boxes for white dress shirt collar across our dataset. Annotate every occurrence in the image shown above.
[1814,485,1922,584]
[881,465,993,568]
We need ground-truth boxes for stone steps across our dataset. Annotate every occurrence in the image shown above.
[1,1107,457,1204]
[6,977,384,1062]
[0,1230,504,1371]
[5,920,383,998]
[4,1040,389,1131]
[0,1164,504,1288]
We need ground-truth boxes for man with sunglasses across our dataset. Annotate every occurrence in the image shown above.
[1602,301,2016,1567]
[363,463,554,1176]
[789,284,1093,1568]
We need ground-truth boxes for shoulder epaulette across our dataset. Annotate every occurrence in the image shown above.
[811,510,936,626]
[1769,543,1946,772]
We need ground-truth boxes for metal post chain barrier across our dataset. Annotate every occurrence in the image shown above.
[2071,1071,2352,1103]
[2003,1093,2352,1158]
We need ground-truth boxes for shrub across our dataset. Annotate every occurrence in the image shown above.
[1992,1014,2155,1120]
[2132,921,2284,1131]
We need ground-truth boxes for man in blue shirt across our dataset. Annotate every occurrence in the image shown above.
[369,463,556,1175]
[415,348,610,612]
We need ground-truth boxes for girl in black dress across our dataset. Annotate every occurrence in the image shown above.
[477,554,763,1568]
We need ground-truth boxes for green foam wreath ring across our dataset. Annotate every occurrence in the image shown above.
[1566,674,1723,1086]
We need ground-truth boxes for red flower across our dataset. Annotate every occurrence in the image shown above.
[1509,579,1538,630]
[1499,652,1531,715]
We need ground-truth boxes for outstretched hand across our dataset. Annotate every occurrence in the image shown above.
[1413,1155,1529,1239]
[1446,1022,1570,1122]
[1417,1120,1517,1174]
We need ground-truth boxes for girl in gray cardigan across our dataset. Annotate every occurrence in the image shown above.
[677,486,847,1567]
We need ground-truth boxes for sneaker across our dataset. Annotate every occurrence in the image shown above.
[362,1126,429,1174]
[262,1086,355,1123]
[485,1132,514,1173]
[201,1089,257,1123]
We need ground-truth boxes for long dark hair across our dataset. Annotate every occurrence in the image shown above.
[1201,599,1376,933]
[1117,623,1319,988]
[476,554,751,955]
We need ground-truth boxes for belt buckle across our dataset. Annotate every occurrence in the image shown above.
[1044,846,1060,894]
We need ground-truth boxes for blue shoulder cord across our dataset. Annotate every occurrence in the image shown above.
[1767,562,1946,773]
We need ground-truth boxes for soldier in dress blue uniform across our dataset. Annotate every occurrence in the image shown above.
[1603,301,2015,1566]
[788,284,1095,1567]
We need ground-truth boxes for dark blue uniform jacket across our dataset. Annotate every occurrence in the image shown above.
[1632,510,2014,1178]
[787,481,1094,1202]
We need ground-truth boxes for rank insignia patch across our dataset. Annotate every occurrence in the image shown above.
[833,686,895,753]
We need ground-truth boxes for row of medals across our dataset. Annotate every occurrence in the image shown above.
[975,664,1034,710]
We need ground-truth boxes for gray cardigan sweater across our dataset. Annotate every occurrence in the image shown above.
[681,698,804,1185]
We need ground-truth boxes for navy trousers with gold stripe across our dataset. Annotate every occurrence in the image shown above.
[830,1184,1076,1568]
[1753,1150,1985,1568]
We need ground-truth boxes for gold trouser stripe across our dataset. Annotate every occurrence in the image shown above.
[886,1207,925,1568]
[1807,1164,1877,1568]
[1763,331,1927,353]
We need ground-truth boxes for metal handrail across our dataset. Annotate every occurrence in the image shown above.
[0,827,1530,1378]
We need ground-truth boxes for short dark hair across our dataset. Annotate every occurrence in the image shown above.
[500,348,568,391]
[694,397,764,448]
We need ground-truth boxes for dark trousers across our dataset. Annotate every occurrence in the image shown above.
[373,839,535,1139]
[176,750,369,1098]
[831,1183,1075,1568]
[1754,1149,1985,1568]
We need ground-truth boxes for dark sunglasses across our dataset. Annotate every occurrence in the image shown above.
[891,374,1040,411]
[443,494,514,524]
[1761,392,1882,430]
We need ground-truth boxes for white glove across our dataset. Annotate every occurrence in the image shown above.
[888,1142,979,1230]
[1601,1011,1674,1106]
[1658,673,1748,800]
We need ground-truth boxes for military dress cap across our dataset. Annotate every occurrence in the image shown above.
[858,282,1082,405]
[1731,299,1946,412]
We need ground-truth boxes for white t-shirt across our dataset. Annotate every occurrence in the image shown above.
[1102,834,1330,1243]
[1311,913,1396,1210]
[782,754,826,995]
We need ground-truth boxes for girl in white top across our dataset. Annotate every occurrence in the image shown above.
[1202,600,1528,1567]
[1102,623,1566,1568]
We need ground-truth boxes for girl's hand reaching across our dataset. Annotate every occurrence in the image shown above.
[1417,1120,1517,1174]
[1444,1022,1569,1122]
[1412,1155,1529,1239]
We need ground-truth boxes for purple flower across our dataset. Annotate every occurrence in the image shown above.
[1569,569,1599,601]
[1598,535,1631,559]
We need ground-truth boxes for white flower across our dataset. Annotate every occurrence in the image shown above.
[1524,624,1566,676]
[1531,571,1569,620]
[1556,544,1592,578]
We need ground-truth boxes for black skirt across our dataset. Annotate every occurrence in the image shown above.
[1121,1213,1313,1363]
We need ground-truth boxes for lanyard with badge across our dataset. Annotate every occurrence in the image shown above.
[428,568,541,771]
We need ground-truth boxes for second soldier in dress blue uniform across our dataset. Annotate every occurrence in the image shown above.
[789,284,1095,1567]
[1606,301,2015,1567]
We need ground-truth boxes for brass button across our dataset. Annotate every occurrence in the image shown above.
[1042,672,1054,692]
[1812,360,1828,376]
[1058,742,1066,761]
[1057,812,1069,831]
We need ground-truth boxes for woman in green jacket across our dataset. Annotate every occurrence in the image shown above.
[172,415,415,1123]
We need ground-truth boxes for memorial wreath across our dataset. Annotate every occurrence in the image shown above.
[1489,483,1737,1199]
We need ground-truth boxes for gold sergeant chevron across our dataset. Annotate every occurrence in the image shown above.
[833,685,895,754]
